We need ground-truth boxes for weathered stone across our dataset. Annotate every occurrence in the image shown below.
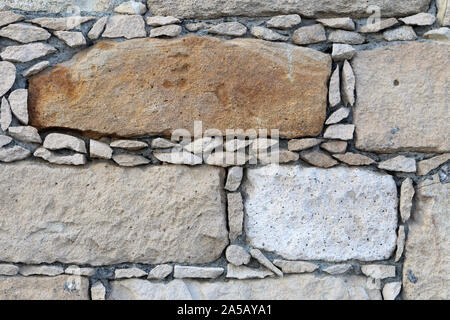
[300,150,338,168]
[0,275,89,300]
[88,17,108,40]
[227,192,244,242]
[437,0,450,26]
[424,27,450,41]
[250,249,283,277]
[383,282,402,300]
[378,156,416,173]
[273,260,318,274]
[326,107,350,125]
[150,24,182,37]
[332,43,355,61]
[395,225,406,262]
[109,275,382,299]
[185,22,213,32]
[400,13,436,25]
[20,265,64,276]
[29,17,95,31]
[34,147,87,166]
[353,43,450,153]
[44,133,86,153]
[0,23,51,43]
[328,30,365,44]
[151,137,178,149]
[383,26,417,41]
[8,89,28,124]
[323,264,352,275]
[110,139,147,150]
[146,16,181,26]
[115,1,147,15]
[258,150,299,165]
[400,178,415,222]
[224,166,243,192]
[0,135,12,147]
[148,264,173,280]
[333,152,374,166]
[292,24,326,45]
[54,31,86,47]
[112,154,150,167]
[360,18,399,33]
[206,152,247,167]
[8,126,41,144]
[146,0,431,19]
[1,42,57,63]
[102,15,146,39]
[29,37,331,139]
[0,145,31,162]
[266,14,301,29]
[0,61,16,97]
[321,141,347,154]
[154,151,202,165]
[208,22,247,36]
[224,139,252,152]
[250,26,288,41]
[65,266,95,277]
[0,264,19,276]
[288,138,323,151]
[361,265,396,279]
[317,17,355,30]
[183,137,222,154]
[417,154,450,176]
[328,66,340,107]
[0,1,115,13]
[225,245,251,266]
[91,282,106,300]
[0,163,227,265]
[341,60,355,106]
[403,175,450,299]
[115,268,147,279]
[367,277,382,290]
[0,11,24,28]
[1,97,12,131]
[324,124,355,140]
[244,165,398,261]
[90,139,113,159]
[250,138,279,152]
[22,61,50,77]
[174,266,224,279]
[226,264,273,279]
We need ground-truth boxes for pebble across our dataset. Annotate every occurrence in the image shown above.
[400,178,415,222]
[20,265,64,276]
[400,13,436,26]
[150,24,182,37]
[382,282,402,300]
[146,16,181,27]
[323,124,355,140]
[91,282,106,300]
[359,18,399,33]
[115,267,147,279]
[0,145,31,162]
[88,17,108,40]
[208,22,247,37]
[317,17,355,31]
[102,15,146,39]
[22,61,50,77]
[378,156,416,173]
[417,154,450,176]
[272,260,319,274]
[323,264,352,275]
[0,61,16,97]
[250,26,288,41]
[110,139,148,151]
[114,1,147,15]
[332,43,355,61]
[0,135,12,147]
[0,264,19,276]
[151,137,178,149]
[226,245,251,266]
[321,141,347,154]
[328,66,341,107]
[153,151,202,165]
[288,138,323,151]
[54,31,86,47]
[395,225,406,262]
[333,152,375,166]
[44,133,86,153]
[300,149,339,168]
[148,264,173,280]
[361,265,396,279]
[341,60,355,106]
[8,89,28,124]
[1,97,12,131]
[292,24,326,45]
[328,30,365,44]
[225,166,243,192]
[0,23,51,43]
[249,249,283,277]
[34,147,87,166]
[0,42,57,63]
[112,154,150,167]
[29,17,95,31]
[266,14,301,29]
[423,27,450,42]
[90,139,113,159]
[226,264,273,279]
[383,26,417,41]
[65,265,95,277]
[326,107,350,125]
[228,192,244,242]
[174,266,224,279]
[8,126,42,144]
[0,11,24,28]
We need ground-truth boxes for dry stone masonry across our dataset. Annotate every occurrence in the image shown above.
[0,0,448,300]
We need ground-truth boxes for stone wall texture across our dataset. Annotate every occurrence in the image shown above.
[0,0,448,301]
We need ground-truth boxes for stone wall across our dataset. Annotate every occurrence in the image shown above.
[0,0,448,300]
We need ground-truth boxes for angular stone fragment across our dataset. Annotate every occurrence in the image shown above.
[0,135,12,147]
[115,268,147,279]
[54,31,86,47]
[90,139,113,159]
[250,249,283,277]
[266,14,301,29]
[0,163,227,265]
[112,154,150,166]
[65,266,95,277]
[208,22,247,36]
[29,37,331,139]
[367,277,382,290]
[154,151,202,165]
[258,150,299,165]
[44,133,86,153]
[29,16,95,31]
[321,141,347,154]
[1,42,57,63]
[34,147,87,166]
[328,66,340,107]
[250,26,288,41]
[226,245,251,266]
[353,43,450,153]
[225,166,243,192]
[324,124,355,140]
[244,165,398,261]
[8,89,28,124]
[88,17,108,40]
[228,192,244,242]
[206,152,247,167]
[8,126,41,144]
[424,27,450,41]
[0,264,19,275]
[361,265,396,279]
[251,138,278,152]
[333,152,374,166]
[341,60,355,106]
[400,178,415,222]
[151,137,178,149]
[224,139,252,152]
[395,225,406,262]
[0,11,24,28]
[288,138,323,151]
[300,150,338,168]
[0,145,31,162]
[437,0,450,26]
[0,275,89,300]
[91,282,106,300]
[292,24,326,45]
[22,61,50,78]
[146,16,181,26]
[102,15,146,39]
[185,22,213,32]
[110,139,147,150]
[226,264,273,279]
[184,137,221,154]
[273,260,318,274]
[0,23,51,43]
[360,18,398,33]
[148,264,173,280]
[150,24,182,37]
[20,265,64,276]
[1,97,12,131]
[317,18,355,31]
[328,30,365,44]
[323,264,352,275]
[383,26,417,41]
[0,61,16,97]
[417,154,450,176]
[383,282,401,300]
[326,107,350,125]
[332,43,355,61]
[400,13,436,25]
[378,156,416,173]
[174,266,224,279]
[115,1,147,15]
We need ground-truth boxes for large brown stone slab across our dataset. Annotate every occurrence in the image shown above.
[29,36,331,139]
[0,162,227,265]
[353,42,450,153]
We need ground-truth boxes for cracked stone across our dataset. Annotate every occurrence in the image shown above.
[34,147,87,166]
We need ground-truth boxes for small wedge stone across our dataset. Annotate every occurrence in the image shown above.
[112,154,150,167]
[400,178,414,222]
[1,97,12,131]
[153,151,202,165]
[0,23,51,43]
[326,107,350,125]
[0,11,24,28]
[110,139,148,150]
[341,60,355,106]
[0,135,12,147]
[148,264,173,280]
[224,139,252,152]
[228,192,244,242]
[44,133,86,153]
[324,124,355,140]
[317,17,355,31]
[34,147,87,166]
[329,66,341,107]
[22,61,50,77]
[258,150,299,165]
[321,141,347,154]
[208,22,247,37]
[185,22,213,32]
[300,150,339,168]
[91,282,106,300]
[226,264,273,279]
[146,16,181,27]
[250,26,288,41]
[417,154,450,176]
[378,156,416,173]
[174,266,224,279]
[424,27,450,42]
[0,264,19,276]
[8,126,41,143]
[395,225,406,262]
[20,265,64,276]
[266,14,301,29]
[102,15,146,39]
[382,282,402,300]
[1,42,56,63]
[225,166,243,192]
[273,260,318,274]
[0,145,31,162]
[115,268,147,279]
[151,137,178,149]
[90,139,113,159]
[249,249,283,277]
[332,43,355,61]
[328,30,365,44]
[383,26,417,41]
[205,151,247,167]
[288,138,323,151]
[65,266,95,277]
[54,31,86,47]
[292,24,326,45]
[361,265,396,279]
[0,61,15,97]
[323,264,352,275]
[333,152,375,166]
[150,24,182,37]
[226,245,251,266]
[8,89,28,124]
[400,13,436,26]
[88,17,108,40]
[29,17,95,31]
[114,1,147,15]
[360,18,398,33]
[250,138,278,152]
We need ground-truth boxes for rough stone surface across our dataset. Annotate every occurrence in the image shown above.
[65,266,95,277]
[185,22,212,32]
[0,145,31,162]
[250,26,288,41]
[321,141,347,154]
[29,17,95,31]
[328,30,365,44]
[226,264,273,279]
[110,139,147,150]
[154,151,202,165]
[22,61,50,78]
[361,265,396,280]
[400,13,436,25]
[299,150,339,168]
[0,97,12,131]
[0,162,228,265]
[20,265,64,276]
[146,0,430,19]
[54,31,86,47]
[333,152,375,166]
[90,139,113,159]
[224,139,252,152]
[0,11,24,27]
[288,138,323,151]
[383,282,402,300]
[115,1,147,15]
[151,138,178,149]
[378,156,416,173]
[403,175,450,299]
[224,166,243,192]
[0,1,115,13]
[272,260,318,274]
[341,60,355,106]
[0,61,15,97]
[359,18,398,33]
[395,225,406,262]
[205,152,247,167]
[115,268,147,279]
[0,23,51,43]
[424,27,450,41]
[326,107,350,125]
[227,192,244,242]
[266,14,301,29]
[383,26,417,41]
[353,42,450,153]
[249,249,283,277]
[88,17,108,40]
[208,22,247,36]
[44,133,86,153]
[332,43,355,61]
[148,264,173,280]
[150,24,182,37]
[0,264,19,276]
[91,282,106,300]
[225,245,251,266]
[34,147,87,165]
[324,124,355,141]
[1,42,57,63]
[258,150,299,165]
[317,17,355,30]
[437,0,450,26]
[8,89,28,124]
[292,24,326,45]
[174,266,224,279]
[112,154,150,167]
[243,165,398,262]
[328,66,340,107]
[102,15,146,39]
[8,126,42,144]
[323,264,352,275]
[109,275,382,299]
[417,154,450,176]
[0,275,89,300]
[146,16,181,26]
[29,36,331,139]
[0,135,12,147]
[400,178,415,222]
